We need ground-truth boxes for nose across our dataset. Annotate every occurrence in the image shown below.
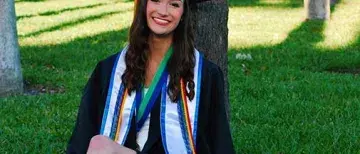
[157,3,169,16]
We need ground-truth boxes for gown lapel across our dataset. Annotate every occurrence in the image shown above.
[141,96,162,152]
[123,94,162,153]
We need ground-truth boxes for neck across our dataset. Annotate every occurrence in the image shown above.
[148,33,173,63]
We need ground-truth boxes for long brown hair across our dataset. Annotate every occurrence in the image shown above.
[122,0,195,102]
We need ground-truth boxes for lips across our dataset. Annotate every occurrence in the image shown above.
[152,17,170,26]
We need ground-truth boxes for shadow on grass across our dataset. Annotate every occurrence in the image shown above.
[232,18,360,72]
[229,0,303,8]
[17,3,107,21]
[232,0,360,71]
[0,28,130,153]
[323,31,360,72]
[229,2,360,152]
[229,28,360,153]
[20,27,130,89]
[20,9,132,38]
[280,20,325,47]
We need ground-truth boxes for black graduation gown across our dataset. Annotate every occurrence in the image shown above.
[66,52,235,154]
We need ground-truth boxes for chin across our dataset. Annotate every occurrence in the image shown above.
[153,32,172,38]
[151,30,172,37]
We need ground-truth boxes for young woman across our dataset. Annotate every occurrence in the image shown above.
[67,0,234,153]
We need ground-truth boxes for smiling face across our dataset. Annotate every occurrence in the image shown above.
[146,0,184,36]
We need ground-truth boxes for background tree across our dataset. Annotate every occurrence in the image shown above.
[305,0,331,20]
[0,0,23,97]
[191,0,230,118]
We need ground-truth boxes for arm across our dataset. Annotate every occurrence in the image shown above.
[87,135,136,154]
[209,66,235,154]
[67,63,105,154]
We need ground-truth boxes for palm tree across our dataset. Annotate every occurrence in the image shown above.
[305,0,331,20]
[0,0,23,97]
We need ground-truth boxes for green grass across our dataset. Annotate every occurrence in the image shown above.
[0,0,360,153]
[228,0,303,8]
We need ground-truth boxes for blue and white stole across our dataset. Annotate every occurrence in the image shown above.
[100,45,203,154]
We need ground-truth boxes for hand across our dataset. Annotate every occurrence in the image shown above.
[87,135,136,154]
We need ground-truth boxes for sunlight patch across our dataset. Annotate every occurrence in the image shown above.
[17,2,133,36]
[15,0,111,16]
[316,0,360,49]
[228,7,304,48]
[19,12,133,46]
[258,0,301,5]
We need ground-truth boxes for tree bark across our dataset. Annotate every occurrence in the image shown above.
[192,0,230,119]
[305,0,330,20]
[0,0,23,97]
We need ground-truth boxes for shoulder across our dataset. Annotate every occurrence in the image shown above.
[91,51,121,78]
[97,52,120,70]
[85,52,121,95]
[195,49,222,76]
[198,56,225,104]
[200,57,223,81]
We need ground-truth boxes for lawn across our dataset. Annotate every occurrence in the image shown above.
[0,0,360,153]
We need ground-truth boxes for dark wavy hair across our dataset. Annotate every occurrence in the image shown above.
[122,0,195,102]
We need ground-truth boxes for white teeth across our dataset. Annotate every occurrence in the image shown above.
[153,17,169,24]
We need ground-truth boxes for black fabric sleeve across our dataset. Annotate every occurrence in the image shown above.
[66,62,105,154]
[209,66,235,154]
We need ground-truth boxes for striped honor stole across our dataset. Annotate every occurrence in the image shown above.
[100,45,203,154]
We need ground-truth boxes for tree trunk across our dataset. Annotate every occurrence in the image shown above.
[305,0,330,20]
[0,0,23,97]
[192,0,230,119]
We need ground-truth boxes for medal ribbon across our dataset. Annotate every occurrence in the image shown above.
[135,46,173,131]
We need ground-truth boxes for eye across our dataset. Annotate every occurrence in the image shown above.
[150,0,160,2]
[170,2,180,8]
